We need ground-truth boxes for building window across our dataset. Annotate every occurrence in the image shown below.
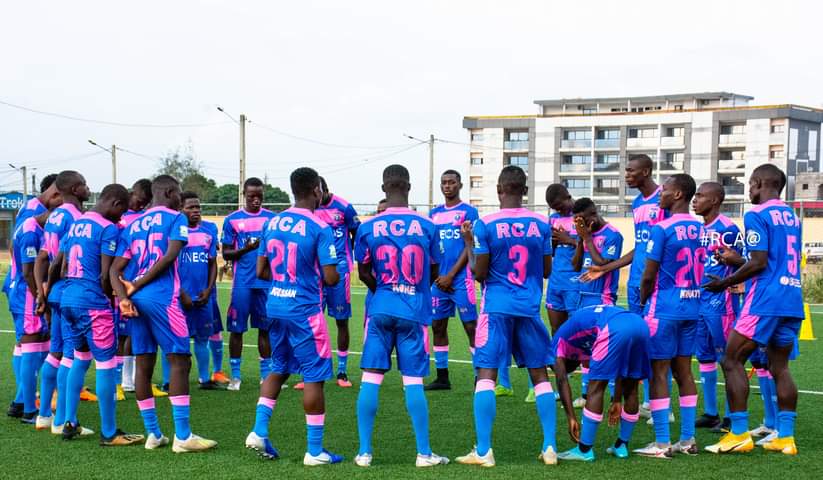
[719,173,745,196]
[665,127,684,137]
[628,127,658,138]
[470,156,484,165]
[561,154,591,172]
[470,177,482,188]
[507,155,528,167]
[596,129,620,140]
[564,129,592,140]
[661,152,684,171]
[610,107,628,112]
[770,148,785,159]
[594,178,620,196]
[595,153,619,172]
[803,183,809,190]
[507,131,528,141]
[720,124,746,135]
[674,104,684,111]
[719,149,745,170]
[562,178,591,196]
[471,132,484,142]
[580,105,597,115]
[771,124,786,134]
[504,130,529,150]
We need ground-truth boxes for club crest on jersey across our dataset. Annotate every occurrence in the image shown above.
[329,244,337,258]
[25,246,37,258]
[179,226,189,237]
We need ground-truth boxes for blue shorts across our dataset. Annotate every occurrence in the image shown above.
[431,282,478,322]
[184,304,214,340]
[577,292,616,309]
[734,314,802,349]
[474,312,552,369]
[115,305,130,338]
[360,315,430,377]
[227,288,269,333]
[627,286,643,315]
[546,289,580,313]
[269,312,332,383]
[49,302,74,356]
[12,311,48,342]
[210,294,223,334]
[645,316,696,360]
[696,313,733,363]
[588,315,650,381]
[62,306,117,362]
[130,299,191,355]
[323,272,351,320]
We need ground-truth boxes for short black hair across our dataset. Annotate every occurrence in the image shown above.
[244,177,264,191]
[668,173,697,202]
[699,181,725,204]
[752,164,786,193]
[40,173,58,193]
[628,154,654,172]
[55,170,85,194]
[133,178,152,197]
[290,167,320,198]
[498,165,527,195]
[99,183,129,204]
[383,164,410,192]
[152,174,179,197]
[545,183,570,205]
[319,176,328,192]
[180,191,199,204]
[442,169,461,181]
[378,198,388,204]
[572,197,596,214]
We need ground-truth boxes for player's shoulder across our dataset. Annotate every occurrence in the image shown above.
[259,207,277,218]
[21,216,42,233]
[331,194,351,208]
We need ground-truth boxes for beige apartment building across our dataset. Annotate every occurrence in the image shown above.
[463,92,823,214]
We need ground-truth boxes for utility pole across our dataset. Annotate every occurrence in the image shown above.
[428,134,435,209]
[31,173,36,195]
[238,114,246,207]
[22,166,28,198]
[111,144,117,183]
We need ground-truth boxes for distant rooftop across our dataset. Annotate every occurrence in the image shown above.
[534,91,754,106]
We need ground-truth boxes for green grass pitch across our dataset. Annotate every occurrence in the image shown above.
[1,286,822,479]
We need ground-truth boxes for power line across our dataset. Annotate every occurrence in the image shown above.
[247,119,412,150]
[0,99,230,129]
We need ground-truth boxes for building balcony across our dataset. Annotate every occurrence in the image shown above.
[719,134,746,146]
[660,136,684,148]
[658,161,684,172]
[560,139,593,149]
[770,133,786,145]
[566,188,591,198]
[593,187,620,197]
[594,162,620,172]
[723,184,745,196]
[560,163,591,173]
[504,140,529,150]
[594,139,619,149]
[718,160,745,172]
[626,137,658,149]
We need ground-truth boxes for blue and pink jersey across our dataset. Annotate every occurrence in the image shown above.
[473,208,551,317]
[60,212,120,310]
[629,187,667,288]
[116,206,189,305]
[178,221,218,300]
[222,208,276,289]
[644,213,704,321]
[740,199,804,319]
[429,202,478,285]
[44,203,83,304]
[579,223,623,304]
[3,198,47,296]
[548,212,579,291]
[258,208,337,319]
[355,207,441,324]
[9,217,45,315]
[315,195,359,273]
[117,209,144,281]
[699,214,742,317]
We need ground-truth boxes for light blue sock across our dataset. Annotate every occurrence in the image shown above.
[498,365,511,389]
[608,379,615,398]
[700,365,719,416]
[651,401,671,444]
[619,411,638,443]
[253,398,276,438]
[259,357,272,382]
[404,382,432,455]
[535,382,557,451]
[434,348,449,370]
[38,356,59,417]
[581,368,589,397]
[97,366,117,438]
[115,357,123,386]
[170,395,192,440]
[356,379,381,454]
[209,339,223,373]
[337,352,349,375]
[54,362,70,426]
[20,350,44,414]
[777,411,796,438]
[729,411,748,435]
[765,375,778,429]
[643,381,650,404]
[230,357,241,379]
[474,380,496,456]
[680,395,697,440]
[161,354,170,386]
[66,356,91,424]
[580,409,601,447]
[193,338,210,383]
[306,416,324,456]
[138,399,162,438]
[13,349,23,403]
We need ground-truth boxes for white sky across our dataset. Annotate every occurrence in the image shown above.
[2,0,821,207]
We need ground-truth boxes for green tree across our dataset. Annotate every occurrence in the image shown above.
[156,142,202,181]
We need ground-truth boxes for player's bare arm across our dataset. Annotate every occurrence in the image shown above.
[581,249,633,282]
[571,234,584,272]
[434,248,467,293]
[221,238,259,262]
[130,239,185,294]
[552,357,581,442]
[323,264,340,287]
[358,261,376,293]
[552,226,576,247]
[109,256,138,317]
[639,257,660,306]
[255,255,271,282]
[195,256,217,307]
[33,249,50,312]
[703,250,767,293]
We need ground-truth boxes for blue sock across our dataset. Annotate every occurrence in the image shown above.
[643,381,650,404]
[680,395,697,440]
[498,363,511,389]
[193,338,210,383]
[535,383,557,451]
[306,416,324,456]
[12,349,24,404]
[170,395,192,439]
[20,350,44,414]
[619,411,639,443]
[608,380,615,398]
[581,368,589,397]
[253,398,276,437]
[356,378,381,454]
[230,357,241,379]
[651,400,671,444]
[66,356,91,424]
[766,376,778,429]
[667,370,673,394]
[777,411,796,438]
[700,366,719,416]
[474,380,496,456]
[115,357,123,386]
[97,366,117,438]
[404,382,432,455]
[209,339,223,373]
[161,354,170,386]
[434,348,449,370]
[138,399,162,438]
[580,408,601,447]
[38,356,59,417]
[54,361,70,426]
[337,352,349,375]
[259,357,272,382]
[729,411,748,435]
[528,376,534,388]
[756,371,775,428]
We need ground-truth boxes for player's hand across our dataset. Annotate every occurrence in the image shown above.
[579,264,607,283]
[729,283,745,294]
[434,274,455,293]
[119,298,139,317]
[567,416,581,443]
[460,221,474,245]
[119,276,137,297]
[608,401,622,427]
[194,288,211,307]
[701,274,727,293]
[180,291,194,310]
[552,226,574,245]
[244,238,260,252]
[36,292,48,315]
[572,217,592,241]
[715,246,743,266]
